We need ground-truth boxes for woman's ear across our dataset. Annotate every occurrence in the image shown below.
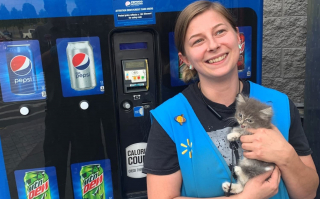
[236,27,240,45]
[178,52,190,66]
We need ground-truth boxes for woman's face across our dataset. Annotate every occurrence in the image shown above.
[180,9,240,81]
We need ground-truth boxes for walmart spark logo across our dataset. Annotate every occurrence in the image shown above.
[181,139,192,158]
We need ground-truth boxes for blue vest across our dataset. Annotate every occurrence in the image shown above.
[151,82,290,198]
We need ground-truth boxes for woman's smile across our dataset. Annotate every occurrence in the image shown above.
[206,53,228,64]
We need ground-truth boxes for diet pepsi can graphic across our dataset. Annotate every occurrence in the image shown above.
[0,41,46,102]
[6,44,37,94]
[14,167,60,199]
[67,41,96,91]
[57,37,104,97]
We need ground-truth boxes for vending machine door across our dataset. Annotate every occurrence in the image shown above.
[111,30,159,198]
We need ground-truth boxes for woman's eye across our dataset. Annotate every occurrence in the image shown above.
[193,38,203,45]
[216,29,225,35]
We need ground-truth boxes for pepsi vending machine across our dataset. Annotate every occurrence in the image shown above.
[0,0,263,198]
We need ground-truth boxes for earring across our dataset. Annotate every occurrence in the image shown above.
[189,65,193,70]
[238,44,241,49]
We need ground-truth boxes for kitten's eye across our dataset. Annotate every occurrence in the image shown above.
[239,113,242,118]
[246,119,252,123]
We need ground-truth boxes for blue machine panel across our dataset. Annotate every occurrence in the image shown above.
[0,138,10,199]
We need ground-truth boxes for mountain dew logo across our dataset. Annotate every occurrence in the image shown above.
[80,164,105,199]
[24,171,51,199]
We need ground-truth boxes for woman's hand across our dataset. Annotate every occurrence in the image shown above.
[240,124,293,166]
[240,166,281,199]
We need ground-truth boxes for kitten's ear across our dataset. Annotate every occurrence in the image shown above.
[259,107,273,119]
[236,94,246,104]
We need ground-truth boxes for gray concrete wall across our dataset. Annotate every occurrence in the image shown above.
[262,0,307,103]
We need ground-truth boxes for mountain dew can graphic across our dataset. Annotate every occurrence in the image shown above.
[24,170,51,199]
[80,164,105,199]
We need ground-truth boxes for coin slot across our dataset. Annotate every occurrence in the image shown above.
[121,100,133,111]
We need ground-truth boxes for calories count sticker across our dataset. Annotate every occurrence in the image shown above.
[126,142,147,178]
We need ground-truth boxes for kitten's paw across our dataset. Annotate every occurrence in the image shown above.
[234,166,242,175]
[234,166,249,186]
[222,182,244,194]
[222,182,231,193]
[227,132,241,141]
[265,165,275,171]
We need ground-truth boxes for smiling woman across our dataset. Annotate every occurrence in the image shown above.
[142,1,318,199]
[175,2,238,84]
[179,9,240,86]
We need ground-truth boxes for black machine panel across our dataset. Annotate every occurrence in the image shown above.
[0,15,123,199]
[111,30,159,198]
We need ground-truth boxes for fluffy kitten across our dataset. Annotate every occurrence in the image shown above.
[222,94,274,194]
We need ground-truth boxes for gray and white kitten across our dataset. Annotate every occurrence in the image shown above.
[222,94,274,194]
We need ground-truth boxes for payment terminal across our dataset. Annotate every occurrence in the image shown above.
[122,59,149,93]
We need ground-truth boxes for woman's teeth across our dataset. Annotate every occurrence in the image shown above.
[208,54,227,63]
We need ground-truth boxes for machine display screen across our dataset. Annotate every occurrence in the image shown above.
[123,60,146,69]
[120,42,147,50]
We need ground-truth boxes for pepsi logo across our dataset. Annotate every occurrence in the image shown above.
[10,55,32,76]
[125,1,131,6]
[239,42,245,53]
[72,53,90,70]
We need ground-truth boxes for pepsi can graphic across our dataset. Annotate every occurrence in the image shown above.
[6,44,37,95]
[66,41,96,91]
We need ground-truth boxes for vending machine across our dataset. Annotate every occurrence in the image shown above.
[0,0,263,198]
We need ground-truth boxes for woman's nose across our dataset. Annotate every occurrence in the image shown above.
[207,38,220,52]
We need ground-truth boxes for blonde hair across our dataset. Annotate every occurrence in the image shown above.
[175,1,237,83]
[180,64,198,83]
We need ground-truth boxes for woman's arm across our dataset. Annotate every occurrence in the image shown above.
[280,153,318,199]
[147,167,282,199]
[241,126,319,199]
